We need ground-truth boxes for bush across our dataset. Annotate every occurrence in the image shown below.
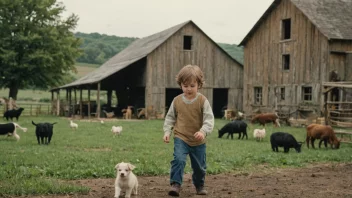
[39,98,51,103]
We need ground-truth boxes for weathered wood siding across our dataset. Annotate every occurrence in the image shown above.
[243,0,352,114]
[146,23,243,114]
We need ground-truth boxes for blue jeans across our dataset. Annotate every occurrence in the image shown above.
[170,137,206,188]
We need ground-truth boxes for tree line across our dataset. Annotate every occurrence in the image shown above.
[75,32,244,65]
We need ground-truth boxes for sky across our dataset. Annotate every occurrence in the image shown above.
[60,0,274,45]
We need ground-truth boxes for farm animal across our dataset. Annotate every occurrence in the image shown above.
[100,120,104,124]
[103,110,114,118]
[253,128,266,141]
[114,162,138,198]
[137,108,145,119]
[70,120,78,130]
[125,106,133,119]
[270,132,302,153]
[32,121,57,145]
[0,122,28,141]
[306,124,340,149]
[251,113,280,127]
[218,120,248,140]
[111,126,123,136]
[3,107,24,121]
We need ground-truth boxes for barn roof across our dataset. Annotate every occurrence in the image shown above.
[240,0,352,46]
[55,20,241,90]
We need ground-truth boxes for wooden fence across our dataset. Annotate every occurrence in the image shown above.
[0,103,52,117]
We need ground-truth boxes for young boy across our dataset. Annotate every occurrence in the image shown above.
[163,65,214,196]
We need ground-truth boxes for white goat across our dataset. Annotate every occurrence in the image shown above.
[70,120,78,130]
[253,128,266,141]
[111,126,123,137]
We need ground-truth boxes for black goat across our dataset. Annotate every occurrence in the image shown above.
[3,107,24,121]
[32,121,57,145]
[218,120,248,140]
[270,132,302,153]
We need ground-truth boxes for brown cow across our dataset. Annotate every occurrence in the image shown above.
[251,113,280,127]
[306,124,340,149]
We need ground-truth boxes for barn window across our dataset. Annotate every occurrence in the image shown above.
[280,87,285,100]
[282,18,291,40]
[254,87,262,105]
[183,35,192,50]
[282,54,290,70]
[302,86,312,101]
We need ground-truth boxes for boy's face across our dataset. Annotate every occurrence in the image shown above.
[181,80,198,99]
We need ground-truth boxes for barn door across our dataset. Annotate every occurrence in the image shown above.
[213,89,228,118]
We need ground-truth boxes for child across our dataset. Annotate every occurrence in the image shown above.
[163,65,214,196]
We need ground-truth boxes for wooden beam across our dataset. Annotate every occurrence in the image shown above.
[88,87,91,119]
[96,82,101,119]
[56,90,60,116]
[80,89,83,118]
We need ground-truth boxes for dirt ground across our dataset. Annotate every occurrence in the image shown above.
[13,163,352,198]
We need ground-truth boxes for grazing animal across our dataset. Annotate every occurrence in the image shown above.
[0,123,27,141]
[253,128,266,141]
[3,107,24,121]
[100,120,104,124]
[306,124,340,149]
[251,113,280,127]
[111,126,123,136]
[114,162,138,198]
[32,121,57,145]
[69,120,78,130]
[270,132,302,153]
[218,120,248,140]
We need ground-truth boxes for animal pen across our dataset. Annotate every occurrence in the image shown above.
[323,82,352,143]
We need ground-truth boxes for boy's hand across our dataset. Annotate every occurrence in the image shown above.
[194,131,205,141]
[163,134,170,143]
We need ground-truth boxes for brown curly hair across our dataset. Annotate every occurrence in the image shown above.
[176,65,205,89]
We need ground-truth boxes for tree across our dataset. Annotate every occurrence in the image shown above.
[0,0,81,99]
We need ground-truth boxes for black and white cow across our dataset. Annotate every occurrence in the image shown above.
[0,122,28,141]
[32,121,57,145]
[218,120,248,140]
[270,132,302,153]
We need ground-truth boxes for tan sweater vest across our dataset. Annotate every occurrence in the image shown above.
[173,93,206,146]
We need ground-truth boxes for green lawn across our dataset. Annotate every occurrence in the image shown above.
[0,116,351,196]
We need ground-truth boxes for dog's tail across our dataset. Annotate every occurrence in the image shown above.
[14,123,28,132]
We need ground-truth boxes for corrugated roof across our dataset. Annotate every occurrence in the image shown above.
[240,0,352,45]
[57,20,190,89]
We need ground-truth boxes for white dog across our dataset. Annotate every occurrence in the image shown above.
[111,126,123,137]
[114,162,138,198]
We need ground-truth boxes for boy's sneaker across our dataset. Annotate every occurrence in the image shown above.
[196,185,207,195]
[168,183,181,197]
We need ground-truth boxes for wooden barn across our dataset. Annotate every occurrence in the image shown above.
[51,20,243,119]
[239,0,352,121]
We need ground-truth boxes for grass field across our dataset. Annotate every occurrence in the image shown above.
[0,117,351,196]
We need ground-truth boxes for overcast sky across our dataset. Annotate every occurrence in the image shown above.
[60,0,274,44]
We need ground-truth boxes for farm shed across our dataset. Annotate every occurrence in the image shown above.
[51,20,243,119]
[239,0,352,120]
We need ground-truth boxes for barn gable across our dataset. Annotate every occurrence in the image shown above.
[239,0,352,123]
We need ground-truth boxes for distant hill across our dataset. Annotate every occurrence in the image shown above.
[74,32,244,66]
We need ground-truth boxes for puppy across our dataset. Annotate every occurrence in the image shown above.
[111,126,123,137]
[114,162,138,198]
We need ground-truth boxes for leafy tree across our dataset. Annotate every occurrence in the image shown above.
[0,0,81,99]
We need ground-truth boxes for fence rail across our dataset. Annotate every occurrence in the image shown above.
[0,103,52,117]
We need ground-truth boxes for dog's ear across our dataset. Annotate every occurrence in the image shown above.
[115,163,120,170]
[128,163,136,170]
